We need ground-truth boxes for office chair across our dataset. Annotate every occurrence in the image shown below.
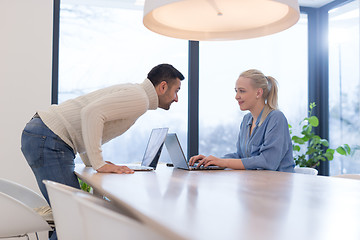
[0,192,51,239]
[43,180,87,240]
[0,178,52,239]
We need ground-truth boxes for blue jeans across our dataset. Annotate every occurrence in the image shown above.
[21,117,80,240]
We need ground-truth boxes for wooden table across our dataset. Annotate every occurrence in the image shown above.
[75,164,360,240]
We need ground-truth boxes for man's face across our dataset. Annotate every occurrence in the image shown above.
[158,78,181,110]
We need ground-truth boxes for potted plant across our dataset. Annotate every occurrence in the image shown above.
[289,102,351,168]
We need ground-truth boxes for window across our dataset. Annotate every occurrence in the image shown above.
[329,0,360,175]
[59,2,188,164]
[199,14,308,157]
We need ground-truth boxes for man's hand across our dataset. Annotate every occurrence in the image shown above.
[97,162,134,174]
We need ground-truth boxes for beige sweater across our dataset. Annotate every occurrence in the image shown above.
[38,78,158,170]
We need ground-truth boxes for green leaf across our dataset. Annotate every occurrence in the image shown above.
[336,146,346,155]
[306,148,317,155]
[311,136,321,145]
[302,125,312,133]
[308,116,319,127]
[326,148,335,154]
[78,178,92,193]
[293,145,301,152]
[292,136,306,144]
[309,102,316,110]
[324,151,334,161]
[319,139,329,147]
[344,144,351,155]
[313,135,321,140]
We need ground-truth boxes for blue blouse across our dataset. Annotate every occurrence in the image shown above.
[223,109,295,172]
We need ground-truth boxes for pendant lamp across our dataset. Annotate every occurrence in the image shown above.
[143,0,300,41]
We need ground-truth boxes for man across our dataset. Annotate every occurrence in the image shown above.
[21,63,184,204]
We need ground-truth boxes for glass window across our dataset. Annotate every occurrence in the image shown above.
[199,14,308,158]
[59,2,188,164]
[329,0,360,175]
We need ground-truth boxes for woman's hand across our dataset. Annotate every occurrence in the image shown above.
[191,155,246,170]
[197,155,227,168]
[189,155,206,166]
[97,162,134,174]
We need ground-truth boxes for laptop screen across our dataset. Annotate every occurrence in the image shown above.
[164,133,189,169]
[141,128,169,168]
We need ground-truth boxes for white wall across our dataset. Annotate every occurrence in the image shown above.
[0,0,53,194]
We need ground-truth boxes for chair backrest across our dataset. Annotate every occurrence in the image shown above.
[0,192,51,238]
[43,180,86,240]
[332,174,360,180]
[0,178,48,208]
[74,192,168,240]
[294,167,318,175]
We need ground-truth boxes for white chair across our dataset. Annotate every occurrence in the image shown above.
[0,178,49,209]
[294,167,318,175]
[0,178,52,239]
[74,191,168,240]
[332,174,360,180]
[0,192,51,239]
[43,180,87,240]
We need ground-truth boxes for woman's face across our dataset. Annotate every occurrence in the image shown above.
[235,76,260,111]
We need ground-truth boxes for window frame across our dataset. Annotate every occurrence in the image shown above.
[51,0,358,175]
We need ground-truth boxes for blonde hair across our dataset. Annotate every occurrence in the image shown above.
[239,69,278,109]
[239,69,279,125]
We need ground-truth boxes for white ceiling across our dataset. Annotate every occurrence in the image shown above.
[298,0,336,8]
[62,0,338,9]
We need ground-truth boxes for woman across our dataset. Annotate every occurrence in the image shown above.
[189,69,295,172]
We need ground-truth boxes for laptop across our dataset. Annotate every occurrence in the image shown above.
[165,133,225,171]
[122,128,168,171]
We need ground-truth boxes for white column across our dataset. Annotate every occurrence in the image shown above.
[0,0,53,194]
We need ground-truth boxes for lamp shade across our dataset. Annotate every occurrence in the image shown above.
[143,0,300,41]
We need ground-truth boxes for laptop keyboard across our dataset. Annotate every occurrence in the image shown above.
[190,164,224,170]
